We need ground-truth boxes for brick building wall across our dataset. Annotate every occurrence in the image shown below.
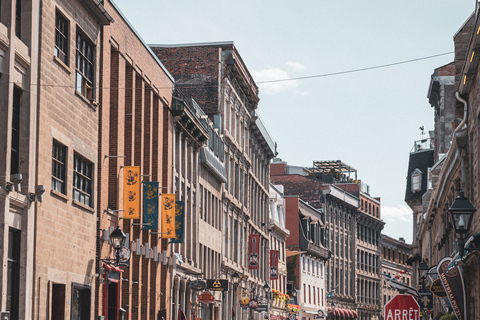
[97,1,174,320]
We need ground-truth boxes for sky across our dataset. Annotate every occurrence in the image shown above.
[113,0,475,243]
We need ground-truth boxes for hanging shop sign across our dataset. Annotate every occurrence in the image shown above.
[289,314,297,320]
[206,279,229,291]
[240,291,250,308]
[255,304,268,313]
[198,291,215,304]
[437,257,467,320]
[315,310,325,319]
[249,299,258,309]
[430,278,447,298]
[428,265,453,313]
[190,280,206,291]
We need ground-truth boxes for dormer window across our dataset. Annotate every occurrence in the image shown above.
[411,169,422,192]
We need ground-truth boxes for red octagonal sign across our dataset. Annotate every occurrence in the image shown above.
[384,294,420,320]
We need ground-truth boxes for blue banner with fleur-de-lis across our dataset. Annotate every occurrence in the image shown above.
[170,201,185,243]
[142,182,159,230]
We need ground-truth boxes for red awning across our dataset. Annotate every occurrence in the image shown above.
[347,310,354,318]
[352,310,358,318]
[339,309,346,317]
[103,263,124,272]
[327,307,332,314]
[333,309,339,316]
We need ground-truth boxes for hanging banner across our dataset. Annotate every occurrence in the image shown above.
[123,166,140,219]
[171,201,185,243]
[248,234,260,270]
[161,194,176,238]
[270,250,279,280]
[143,182,159,229]
[428,265,452,313]
[437,257,467,320]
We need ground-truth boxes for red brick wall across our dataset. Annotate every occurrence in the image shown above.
[270,174,327,210]
[150,45,221,115]
[97,1,174,319]
[270,162,286,176]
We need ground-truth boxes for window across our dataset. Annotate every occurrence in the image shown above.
[411,169,422,192]
[11,87,21,175]
[71,284,91,320]
[76,32,94,100]
[15,0,21,38]
[52,140,67,194]
[7,228,21,320]
[73,154,93,207]
[55,11,69,64]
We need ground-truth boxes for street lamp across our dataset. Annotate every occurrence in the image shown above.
[263,283,271,320]
[231,271,241,319]
[109,226,127,265]
[449,190,477,257]
[417,261,429,291]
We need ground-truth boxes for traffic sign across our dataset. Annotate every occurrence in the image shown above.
[384,294,420,320]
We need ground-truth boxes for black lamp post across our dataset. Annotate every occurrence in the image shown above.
[417,261,429,291]
[232,271,240,319]
[263,283,271,320]
[109,226,127,265]
[449,190,476,257]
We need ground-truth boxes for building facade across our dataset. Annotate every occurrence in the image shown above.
[151,42,276,320]
[412,8,480,319]
[269,184,290,320]
[96,1,174,320]
[34,0,113,319]
[284,196,329,320]
[380,234,413,319]
[0,0,40,318]
[355,186,384,320]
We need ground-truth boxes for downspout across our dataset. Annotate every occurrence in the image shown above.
[435,92,468,207]
[455,91,468,189]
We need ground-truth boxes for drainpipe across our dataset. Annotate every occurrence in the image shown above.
[454,92,468,135]
[436,92,468,206]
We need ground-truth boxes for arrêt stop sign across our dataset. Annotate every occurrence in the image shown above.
[384,294,420,320]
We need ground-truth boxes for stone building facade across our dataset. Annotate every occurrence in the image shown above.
[269,184,290,320]
[354,186,384,320]
[151,42,276,320]
[271,160,368,320]
[412,8,480,320]
[0,0,40,318]
[380,234,412,319]
[34,0,112,319]
[96,1,174,320]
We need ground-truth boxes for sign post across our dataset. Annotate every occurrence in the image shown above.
[384,294,420,320]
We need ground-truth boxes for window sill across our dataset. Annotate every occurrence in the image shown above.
[72,199,95,213]
[75,90,99,110]
[51,189,68,202]
[53,55,72,74]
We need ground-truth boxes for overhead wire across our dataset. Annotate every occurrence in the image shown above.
[0,51,454,91]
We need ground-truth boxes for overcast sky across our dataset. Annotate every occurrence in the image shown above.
[113,0,475,243]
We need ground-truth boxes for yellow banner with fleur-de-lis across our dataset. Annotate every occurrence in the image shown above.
[161,194,176,238]
[123,166,140,219]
